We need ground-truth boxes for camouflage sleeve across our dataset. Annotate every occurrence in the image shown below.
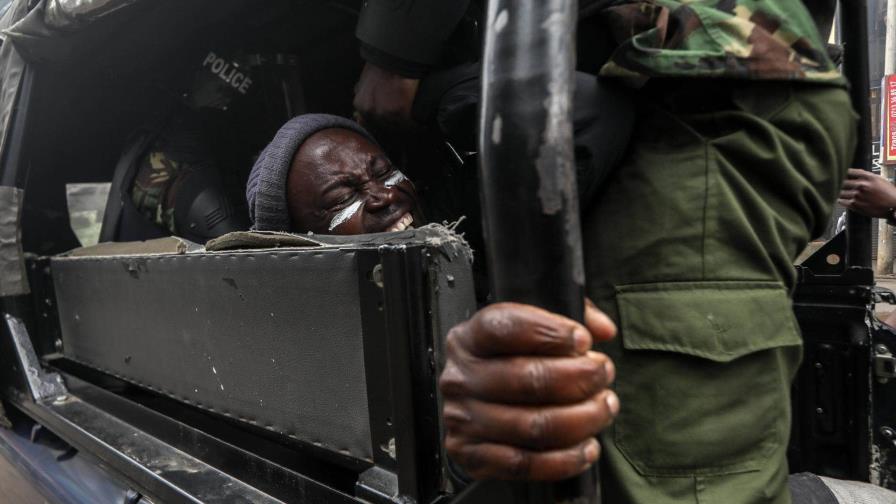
[131,150,189,235]
[595,0,845,87]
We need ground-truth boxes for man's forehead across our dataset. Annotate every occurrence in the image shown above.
[293,129,378,180]
[309,128,371,152]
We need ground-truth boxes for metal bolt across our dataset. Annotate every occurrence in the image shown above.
[881,426,896,439]
[379,437,396,459]
[876,344,891,355]
[124,489,141,504]
[814,362,823,369]
[816,407,824,415]
[53,395,68,404]
[371,264,384,288]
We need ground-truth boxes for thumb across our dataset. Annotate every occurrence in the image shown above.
[584,298,617,343]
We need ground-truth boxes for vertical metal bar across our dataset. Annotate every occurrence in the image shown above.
[479,0,584,318]
[379,246,423,502]
[842,0,873,268]
[875,0,896,273]
[380,245,444,503]
[478,0,597,502]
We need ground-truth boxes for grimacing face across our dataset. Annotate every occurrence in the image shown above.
[286,128,419,235]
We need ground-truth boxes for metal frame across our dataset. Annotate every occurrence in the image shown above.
[1,243,473,504]
[789,0,896,489]
[379,245,445,503]
[843,0,873,267]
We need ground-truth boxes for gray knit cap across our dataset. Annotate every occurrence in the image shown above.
[246,113,377,231]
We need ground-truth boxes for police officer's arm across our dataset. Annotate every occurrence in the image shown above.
[353,0,471,123]
[838,168,896,218]
[439,301,619,480]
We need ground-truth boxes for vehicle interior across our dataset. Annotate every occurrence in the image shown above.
[19,0,364,255]
[1,1,486,502]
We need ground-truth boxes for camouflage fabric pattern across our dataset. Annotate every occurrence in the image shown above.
[131,150,194,235]
[597,0,843,86]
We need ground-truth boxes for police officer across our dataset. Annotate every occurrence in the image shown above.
[354,1,856,503]
[110,48,303,244]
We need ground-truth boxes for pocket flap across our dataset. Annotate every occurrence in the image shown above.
[616,281,801,362]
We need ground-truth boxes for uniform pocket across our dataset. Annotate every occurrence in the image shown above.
[612,281,802,477]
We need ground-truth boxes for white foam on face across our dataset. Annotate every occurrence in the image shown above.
[383,170,408,188]
[329,200,363,231]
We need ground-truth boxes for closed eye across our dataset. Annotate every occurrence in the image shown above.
[370,155,392,178]
[329,192,356,209]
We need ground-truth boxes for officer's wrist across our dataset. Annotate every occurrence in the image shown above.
[359,43,431,79]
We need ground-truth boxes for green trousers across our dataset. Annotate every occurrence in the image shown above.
[584,81,857,504]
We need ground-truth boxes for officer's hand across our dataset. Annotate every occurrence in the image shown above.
[838,168,896,218]
[439,300,618,481]
[353,63,420,126]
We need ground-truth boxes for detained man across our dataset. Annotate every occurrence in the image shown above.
[245,113,420,235]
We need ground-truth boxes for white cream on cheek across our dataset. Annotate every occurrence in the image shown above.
[327,170,407,232]
[383,170,408,188]
[328,200,363,231]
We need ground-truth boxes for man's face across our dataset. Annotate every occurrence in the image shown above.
[286,128,419,234]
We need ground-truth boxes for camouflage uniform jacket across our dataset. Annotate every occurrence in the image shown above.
[596,0,843,86]
[358,0,842,86]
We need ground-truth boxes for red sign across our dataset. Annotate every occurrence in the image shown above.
[884,75,896,165]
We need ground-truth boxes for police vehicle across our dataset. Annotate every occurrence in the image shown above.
[0,0,892,503]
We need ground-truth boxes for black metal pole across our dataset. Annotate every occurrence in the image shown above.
[479,0,584,318]
[842,0,873,269]
[478,0,597,502]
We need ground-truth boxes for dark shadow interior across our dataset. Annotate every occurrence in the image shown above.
[20,0,364,255]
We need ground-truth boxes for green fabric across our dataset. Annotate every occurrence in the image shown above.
[616,281,801,362]
[598,0,843,87]
[583,82,856,503]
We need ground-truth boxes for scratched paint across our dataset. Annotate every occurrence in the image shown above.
[534,3,584,285]
[494,9,508,32]
[328,200,362,231]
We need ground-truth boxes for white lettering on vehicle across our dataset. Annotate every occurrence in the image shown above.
[201,51,254,95]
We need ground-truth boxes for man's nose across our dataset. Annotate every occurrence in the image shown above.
[365,184,397,211]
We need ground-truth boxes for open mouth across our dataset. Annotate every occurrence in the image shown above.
[386,212,414,232]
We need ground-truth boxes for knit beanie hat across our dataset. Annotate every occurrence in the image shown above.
[246,113,377,231]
